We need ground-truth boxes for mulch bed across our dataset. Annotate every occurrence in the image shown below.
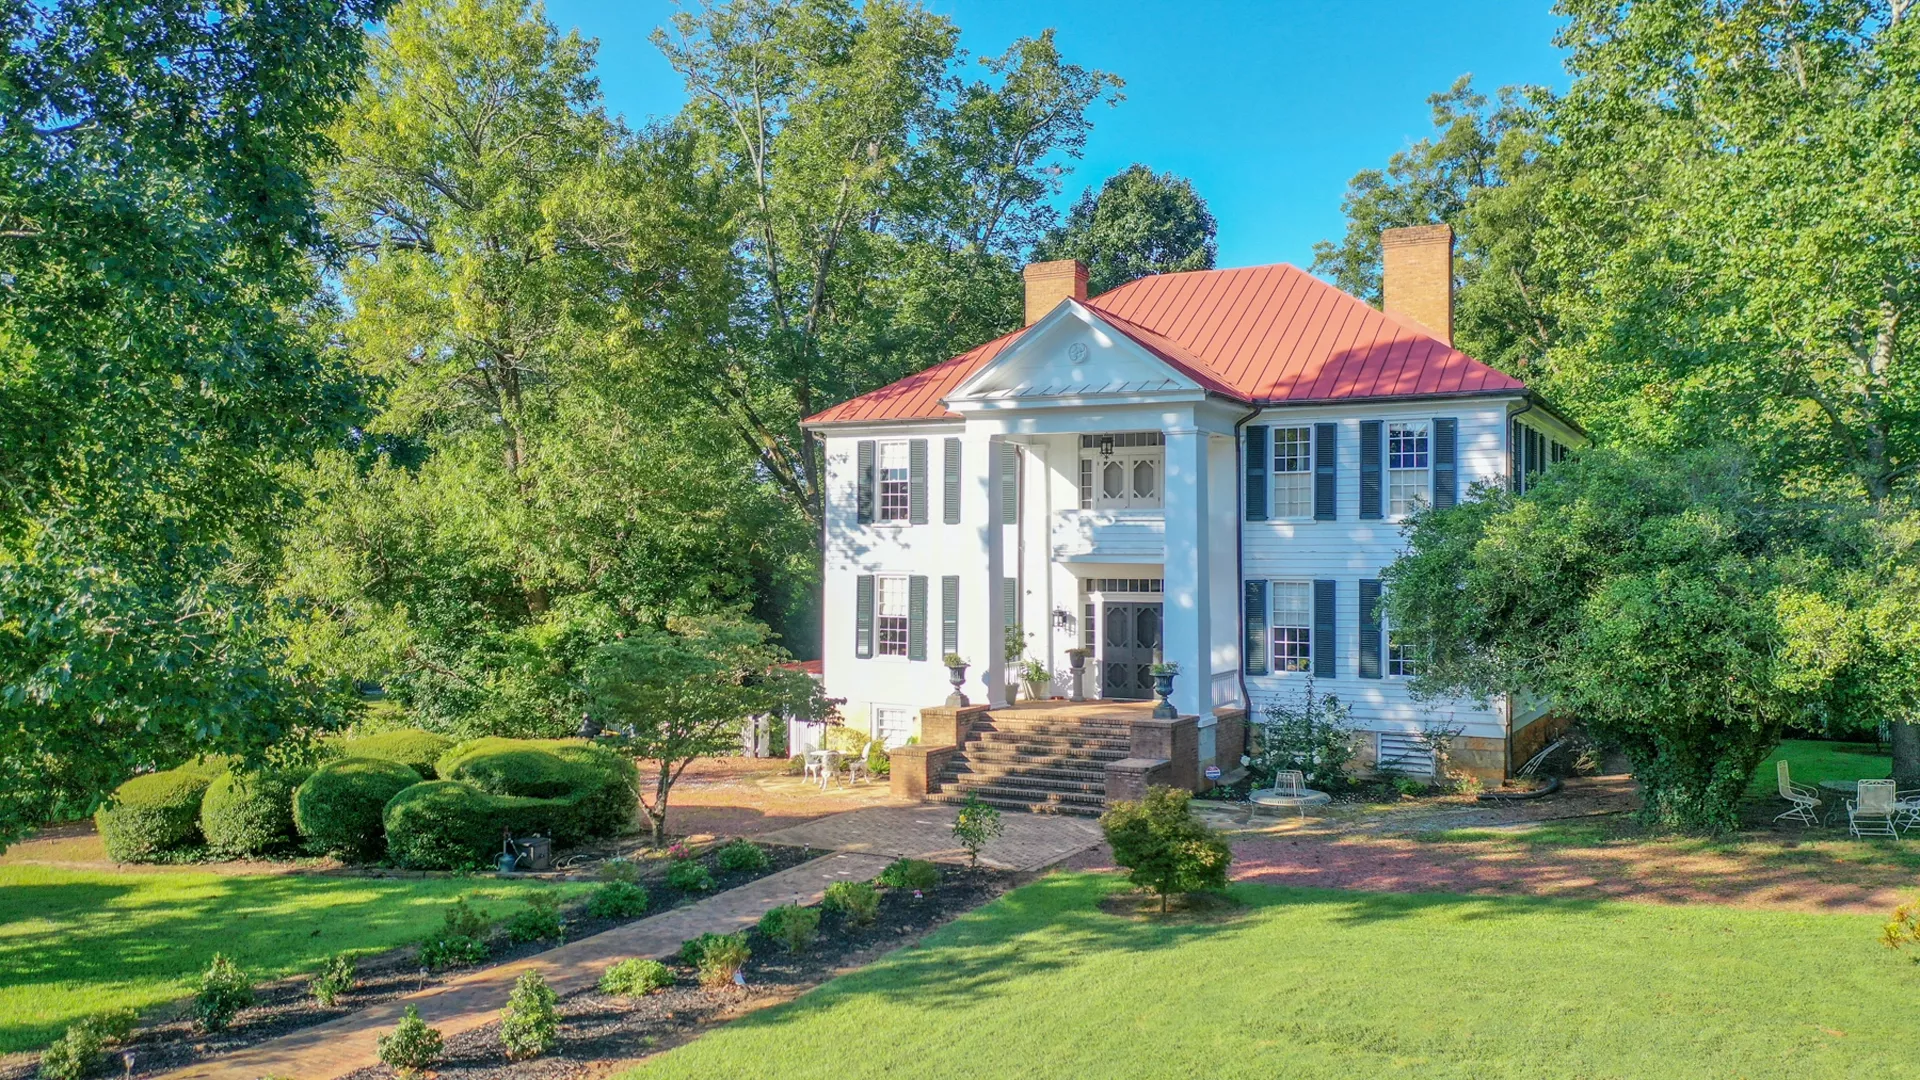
[340,866,1022,1080]
[1,842,814,1080]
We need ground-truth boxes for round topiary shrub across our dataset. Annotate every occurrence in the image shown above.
[95,758,231,862]
[292,757,421,861]
[339,730,455,780]
[200,767,312,858]
[383,780,550,871]
[436,738,637,845]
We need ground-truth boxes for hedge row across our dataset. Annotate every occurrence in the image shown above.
[95,733,637,869]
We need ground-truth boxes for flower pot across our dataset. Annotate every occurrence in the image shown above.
[1022,679,1049,701]
[1151,670,1178,718]
[945,664,970,707]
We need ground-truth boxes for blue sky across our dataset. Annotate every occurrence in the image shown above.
[540,0,1571,270]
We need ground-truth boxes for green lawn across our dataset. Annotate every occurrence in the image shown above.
[0,866,583,1052]
[623,873,1920,1080]
[1752,738,1891,795]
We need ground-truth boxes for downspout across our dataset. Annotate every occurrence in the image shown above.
[1232,403,1263,720]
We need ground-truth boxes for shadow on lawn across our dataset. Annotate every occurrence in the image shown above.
[0,875,540,1049]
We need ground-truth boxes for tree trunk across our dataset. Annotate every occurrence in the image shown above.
[1892,719,1920,789]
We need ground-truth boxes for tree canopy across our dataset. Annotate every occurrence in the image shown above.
[1031,164,1216,296]
[0,0,390,843]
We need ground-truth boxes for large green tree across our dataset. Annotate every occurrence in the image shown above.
[281,0,798,734]
[1383,448,1843,833]
[1031,164,1216,296]
[0,0,388,844]
[1311,76,1555,375]
[653,0,1122,525]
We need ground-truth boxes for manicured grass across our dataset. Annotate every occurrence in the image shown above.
[1752,738,1891,795]
[622,873,1919,1080]
[0,866,584,1053]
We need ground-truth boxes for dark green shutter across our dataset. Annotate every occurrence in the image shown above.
[1312,579,1336,678]
[1432,418,1457,509]
[1358,579,1382,679]
[1244,425,1268,521]
[1003,576,1019,628]
[999,443,1019,524]
[1313,422,1337,521]
[941,575,959,657]
[942,438,961,524]
[856,441,875,523]
[1244,580,1269,676]
[908,439,928,525]
[854,574,875,658]
[1359,419,1383,520]
[907,575,928,661]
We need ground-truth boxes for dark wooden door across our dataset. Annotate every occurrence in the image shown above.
[1101,602,1161,700]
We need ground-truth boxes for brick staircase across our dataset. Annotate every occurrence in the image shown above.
[927,708,1135,816]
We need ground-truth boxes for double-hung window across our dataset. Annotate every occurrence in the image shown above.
[1387,421,1430,519]
[876,441,911,522]
[1271,426,1313,519]
[1271,582,1312,673]
[1386,617,1417,678]
[875,575,909,657]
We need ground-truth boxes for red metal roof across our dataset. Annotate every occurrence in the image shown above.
[803,263,1525,425]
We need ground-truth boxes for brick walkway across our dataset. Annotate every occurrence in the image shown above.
[156,852,893,1080]
[755,804,1105,871]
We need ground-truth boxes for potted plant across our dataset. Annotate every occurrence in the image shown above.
[1065,647,1090,702]
[1017,657,1052,702]
[1150,661,1180,719]
[1002,624,1029,703]
[943,653,970,707]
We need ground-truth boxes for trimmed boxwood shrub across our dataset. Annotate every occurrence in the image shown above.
[436,738,637,845]
[339,730,454,779]
[200,767,312,857]
[95,758,230,862]
[382,780,549,870]
[293,758,421,860]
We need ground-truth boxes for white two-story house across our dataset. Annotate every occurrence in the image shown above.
[803,225,1580,785]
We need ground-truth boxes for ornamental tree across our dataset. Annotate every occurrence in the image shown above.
[1099,786,1231,913]
[587,614,833,844]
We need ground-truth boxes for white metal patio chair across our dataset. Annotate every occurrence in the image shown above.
[1895,790,1920,835]
[1848,778,1900,839]
[802,752,824,784]
[1772,760,1822,828]
[845,752,871,785]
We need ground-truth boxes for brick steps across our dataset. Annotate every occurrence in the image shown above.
[931,711,1139,818]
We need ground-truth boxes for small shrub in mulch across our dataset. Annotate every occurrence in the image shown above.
[877,858,940,891]
[36,1010,134,1080]
[598,959,673,997]
[378,1005,444,1080]
[498,971,558,1060]
[503,894,564,944]
[757,904,820,954]
[665,858,715,892]
[585,880,649,919]
[192,954,254,1033]
[714,838,771,873]
[309,954,357,1007]
[822,881,879,926]
[688,933,750,989]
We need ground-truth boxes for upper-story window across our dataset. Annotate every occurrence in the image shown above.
[1271,426,1313,519]
[1387,421,1430,519]
[875,575,909,656]
[1078,433,1163,510]
[877,440,911,522]
[1514,420,1571,495]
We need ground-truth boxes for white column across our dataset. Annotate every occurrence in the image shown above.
[1161,428,1211,716]
[959,429,1006,705]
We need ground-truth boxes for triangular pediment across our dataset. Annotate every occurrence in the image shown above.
[948,301,1200,404]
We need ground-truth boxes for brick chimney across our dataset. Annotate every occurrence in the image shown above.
[1023,259,1088,325]
[1381,224,1454,346]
